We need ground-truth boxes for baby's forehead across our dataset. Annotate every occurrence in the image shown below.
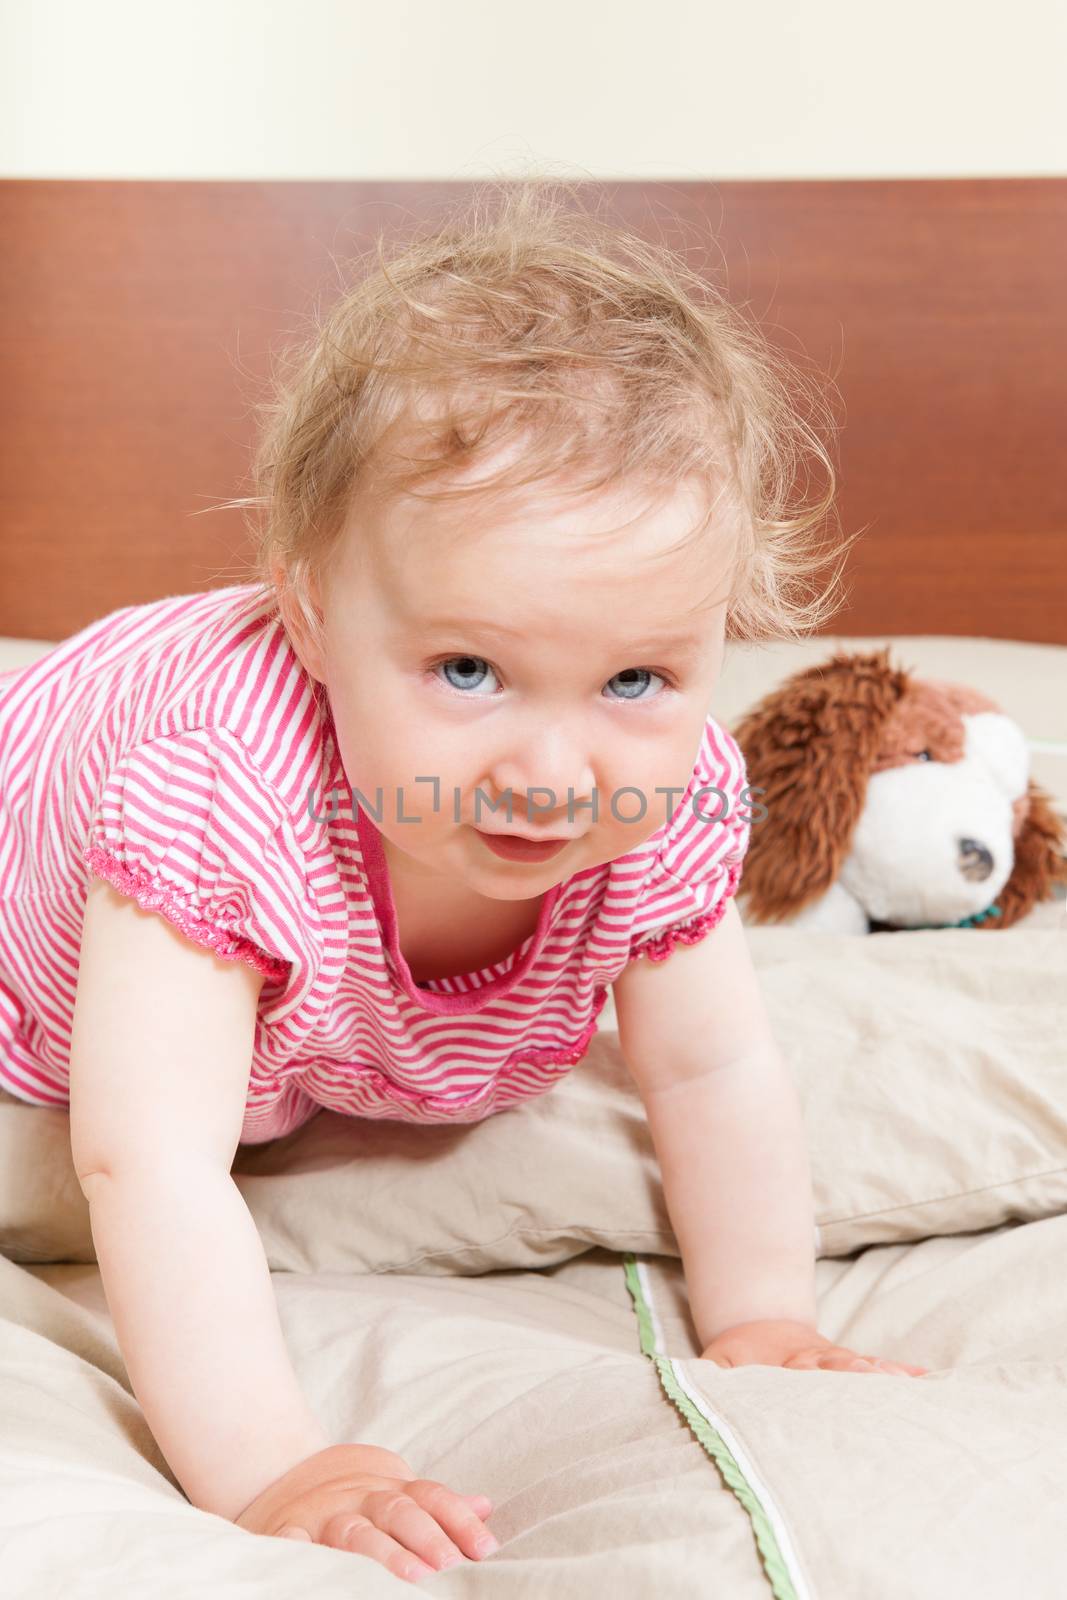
[371,469,721,559]
[373,546,728,667]
[342,453,733,633]
[387,509,719,610]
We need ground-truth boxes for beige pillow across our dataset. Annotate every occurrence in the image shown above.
[2,924,1064,1271]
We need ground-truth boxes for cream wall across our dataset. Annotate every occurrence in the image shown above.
[1,0,1064,180]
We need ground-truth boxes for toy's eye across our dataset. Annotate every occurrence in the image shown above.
[915,749,933,762]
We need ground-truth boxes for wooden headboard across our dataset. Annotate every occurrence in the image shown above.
[2,178,1064,644]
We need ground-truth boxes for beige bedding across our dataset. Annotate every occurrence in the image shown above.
[1,630,1065,1597]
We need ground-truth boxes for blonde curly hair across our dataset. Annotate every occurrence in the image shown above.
[220,178,856,657]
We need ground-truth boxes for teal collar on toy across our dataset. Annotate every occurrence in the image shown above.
[870,904,1003,933]
[921,904,1003,930]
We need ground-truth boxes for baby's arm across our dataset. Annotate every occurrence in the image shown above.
[69,877,331,1517]
[69,879,499,1579]
[612,900,927,1376]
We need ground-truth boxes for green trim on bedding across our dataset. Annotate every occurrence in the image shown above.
[622,1253,802,1600]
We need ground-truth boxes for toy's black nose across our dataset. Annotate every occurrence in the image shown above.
[957,838,994,882]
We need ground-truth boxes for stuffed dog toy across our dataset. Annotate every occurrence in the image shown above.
[732,647,1067,934]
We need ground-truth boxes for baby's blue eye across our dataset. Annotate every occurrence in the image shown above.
[435,656,498,695]
[604,668,665,702]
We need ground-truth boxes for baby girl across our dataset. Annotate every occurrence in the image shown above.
[0,181,926,1583]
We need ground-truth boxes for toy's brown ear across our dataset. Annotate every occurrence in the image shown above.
[975,779,1067,930]
[732,648,909,923]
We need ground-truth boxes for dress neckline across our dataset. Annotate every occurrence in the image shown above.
[353,800,562,1015]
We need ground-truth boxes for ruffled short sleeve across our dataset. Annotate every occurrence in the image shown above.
[81,727,309,987]
[626,716,752,965]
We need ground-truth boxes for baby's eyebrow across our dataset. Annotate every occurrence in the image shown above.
[417,615,525,640]
[417,615,706,654]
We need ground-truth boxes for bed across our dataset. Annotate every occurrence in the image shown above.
[1,176,1066,1598]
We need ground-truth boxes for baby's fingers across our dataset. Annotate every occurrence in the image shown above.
[404,1477,500,1563]
[817,1348,926,1377]
[846,1351,929,1377]
[317,1507,441,1584]
[817,1349,880,1373]
[321,1479,498,1579]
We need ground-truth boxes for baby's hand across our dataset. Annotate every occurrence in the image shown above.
[234,1442,499,1583]
[700,1318,928,1377]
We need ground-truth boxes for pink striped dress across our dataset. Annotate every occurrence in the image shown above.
[0,584,751,1144]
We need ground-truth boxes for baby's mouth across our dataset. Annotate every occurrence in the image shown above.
[474,829,571,862]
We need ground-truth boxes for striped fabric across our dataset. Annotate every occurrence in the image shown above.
[0,584,751,1144]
